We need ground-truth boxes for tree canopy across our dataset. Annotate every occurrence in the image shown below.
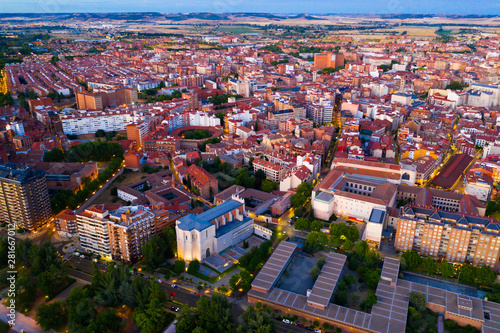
[176,294,234,333]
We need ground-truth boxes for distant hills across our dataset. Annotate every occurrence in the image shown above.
[0,12,498,23]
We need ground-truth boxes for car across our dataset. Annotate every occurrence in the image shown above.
[314,330,322,333]
[80,255,85,259]
[171,284,178,288]
[282,319,290,324]
[196,292,202,296]
[297,324,304,328]
[170,306,180,312]
[2,230,6,233]
[92,258,98,262]
[169,292,176,297]
[157,279,162,283]
[305,327,314,331]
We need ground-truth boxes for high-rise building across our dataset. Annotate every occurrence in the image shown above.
[0,163,52,231]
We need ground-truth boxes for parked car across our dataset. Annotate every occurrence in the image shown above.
[314,329,322,333]
[157,279,162,283]
[171,284,178,288]
[282,319,290,324]
[170,306,180,312]
[2,230,6,233]
[297,323,304,328]
[196,292,202,296]
[92,258,98,262]
[169,292,176,297]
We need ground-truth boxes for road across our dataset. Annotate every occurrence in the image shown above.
[76,167,124,214]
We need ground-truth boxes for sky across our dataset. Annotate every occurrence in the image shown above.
[0,0,499,15]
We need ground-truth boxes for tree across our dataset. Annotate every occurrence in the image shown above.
[310,220,324,232]
[316,257,326,269]
[401,250,422,271]
[236,305,275,333]
[334,290,348,306]
[344,274,355,287]
[173,260,186,275]
[294,218,310,231]
[303,231,328,253]
[141,235,167,270]
[361,290,378,311]
[95,129,106,138]
[255,169,266,180]
[133,298,170,333]
[458,265,476,285]
[438,261,455,279]
[229,273,241,291]
[176,294,234,333]
[330,223,360,242]
[445,81,468,90]
[290,182,313,208]
[260,179,278,193]
[354,240,369,259]
[310,265,321,281]
[477,265,496,286]
[363,250,380,268]
[49,55,59,65]
[422,257,438,275]
[44,148,65,162]
[341,239,352,252]
[188,260,200,275]
[409,291,426,312]
[35,301,67,331]
[88,308,124,333]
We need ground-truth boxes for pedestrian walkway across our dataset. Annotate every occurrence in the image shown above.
[0,304,44,333]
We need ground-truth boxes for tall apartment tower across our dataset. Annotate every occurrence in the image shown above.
[0,164,52,231]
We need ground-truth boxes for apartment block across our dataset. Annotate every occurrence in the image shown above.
[55,209,78,237]
[76,87,138,110]
[314,53,344,69]
[107,206,156,262]
[252,158,287,182]
[77,204,158,261]
[395,205,500,268]
[0,164,52,231]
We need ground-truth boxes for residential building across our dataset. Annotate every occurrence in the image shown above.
[185,164,218,199]
[77,204,159,261]
[55,209,78,237]
[0,164,52,231]
[314,53,344,69]
[395,205,500,269]
[253,158,287,182]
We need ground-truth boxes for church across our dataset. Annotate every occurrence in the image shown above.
[175,195,254,262]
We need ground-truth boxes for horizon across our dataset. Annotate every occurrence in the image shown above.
[1,0,499,15]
